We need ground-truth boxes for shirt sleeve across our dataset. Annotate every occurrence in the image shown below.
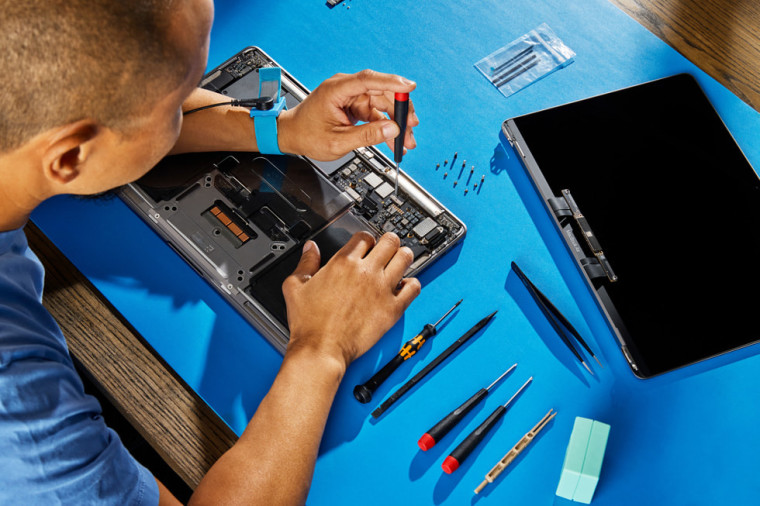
[0,229,159,505]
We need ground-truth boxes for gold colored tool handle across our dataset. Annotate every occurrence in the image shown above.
[474,409,556,494]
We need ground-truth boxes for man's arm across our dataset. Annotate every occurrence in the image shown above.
[171,70,419,161]
[157,70,422,505]
[186,233,420,505]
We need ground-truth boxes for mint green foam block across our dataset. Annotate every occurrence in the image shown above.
[573,420,610,503]
[556,417,610,504]
[556,417,593,500]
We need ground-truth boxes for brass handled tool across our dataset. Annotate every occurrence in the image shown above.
[474,408,557,494]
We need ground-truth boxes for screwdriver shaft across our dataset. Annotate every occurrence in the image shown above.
[502,377,532,408]
[433,299,463,327]
[486,364,517,391]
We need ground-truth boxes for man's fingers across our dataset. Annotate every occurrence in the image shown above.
[338,231,376,259]
[333,121,400,155]
[330,69,416,102]
[385,246,415,286]
[395,277,422,307]
[366,93,419,128]
[366,232,402,268]
[283,241,321,292]
[383,127,416,154]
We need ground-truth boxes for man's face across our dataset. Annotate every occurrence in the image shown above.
[76,0,214,194]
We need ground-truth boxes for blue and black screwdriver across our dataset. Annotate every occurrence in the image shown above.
[353,299,462,404]
[418,364,517,451]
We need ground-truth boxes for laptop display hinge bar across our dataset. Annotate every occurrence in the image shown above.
[548,196,572,217]
[580,257,608,281]
[558,189,618,283]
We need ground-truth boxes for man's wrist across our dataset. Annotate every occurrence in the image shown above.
[284,334,347,381]
[275,108,297,156]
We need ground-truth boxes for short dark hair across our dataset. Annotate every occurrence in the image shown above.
[0,0,184,152]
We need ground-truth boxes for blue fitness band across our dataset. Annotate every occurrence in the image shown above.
[251,66,287,155]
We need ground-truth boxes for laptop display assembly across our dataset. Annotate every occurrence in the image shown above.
[502,74,760,378]
[120,47,466,353]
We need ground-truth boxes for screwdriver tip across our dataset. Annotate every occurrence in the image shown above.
[582,361,593,375]
[593,355,603,368]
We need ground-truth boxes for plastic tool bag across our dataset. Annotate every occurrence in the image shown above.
[475,23,575,98]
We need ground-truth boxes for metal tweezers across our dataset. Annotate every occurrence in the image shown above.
[511,262,601,374]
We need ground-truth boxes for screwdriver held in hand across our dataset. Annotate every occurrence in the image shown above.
[442,377,533,474]
[393,92,409,197]
[418,364,517,451]
[353,299,462,404]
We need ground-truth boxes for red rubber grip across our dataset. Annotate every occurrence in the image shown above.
[395,92,409,101]
[442,456,460,474]
[418,433,436,451]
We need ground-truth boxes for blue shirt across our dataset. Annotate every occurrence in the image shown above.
[0,228,159,505]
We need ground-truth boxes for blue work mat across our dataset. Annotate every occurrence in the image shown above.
[32,0,760,504]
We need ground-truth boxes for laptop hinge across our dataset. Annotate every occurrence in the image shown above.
[579,257,608,281]
[548,196,572,217]
[556,189,618,283]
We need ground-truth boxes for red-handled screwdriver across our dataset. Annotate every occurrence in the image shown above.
[441,377,533,474]
[393,92,409,196]
[418,364,517,451]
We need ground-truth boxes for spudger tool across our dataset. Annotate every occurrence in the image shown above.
[474,408,557,494]
[393,92,409,196]
[442,377,532,474]
[353,299,462,404]
[371,310,497,419]
[418,364,517,451]
[511,262,601,373]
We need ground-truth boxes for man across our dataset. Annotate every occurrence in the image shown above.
[0,0,420,504]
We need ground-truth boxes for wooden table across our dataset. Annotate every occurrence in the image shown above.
[25,0,760,491]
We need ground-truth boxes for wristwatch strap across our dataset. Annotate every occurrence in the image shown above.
[251,67,287,155]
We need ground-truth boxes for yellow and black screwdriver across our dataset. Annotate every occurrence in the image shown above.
[353,299,462,404]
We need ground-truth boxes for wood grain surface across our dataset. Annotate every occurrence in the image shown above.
[611,0,760,111]
[23,0,760,493]
[25,223,237,489]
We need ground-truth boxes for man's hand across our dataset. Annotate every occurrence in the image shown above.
[282,232,421,370]
[277,69,420,161]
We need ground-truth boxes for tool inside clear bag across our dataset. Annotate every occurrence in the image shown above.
[474,23,575,98]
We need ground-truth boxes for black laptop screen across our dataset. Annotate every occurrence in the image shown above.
[511,74,760,377]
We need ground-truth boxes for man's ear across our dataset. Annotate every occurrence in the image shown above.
[41,120,100,185]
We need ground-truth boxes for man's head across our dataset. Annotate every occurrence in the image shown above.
[0,0,213,200]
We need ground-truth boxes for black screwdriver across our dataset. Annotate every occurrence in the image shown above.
[418,364,516,451]
[353,299,462,404]
[442,377,532,474]
[371,310,498,419]
[393,92,409,196]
